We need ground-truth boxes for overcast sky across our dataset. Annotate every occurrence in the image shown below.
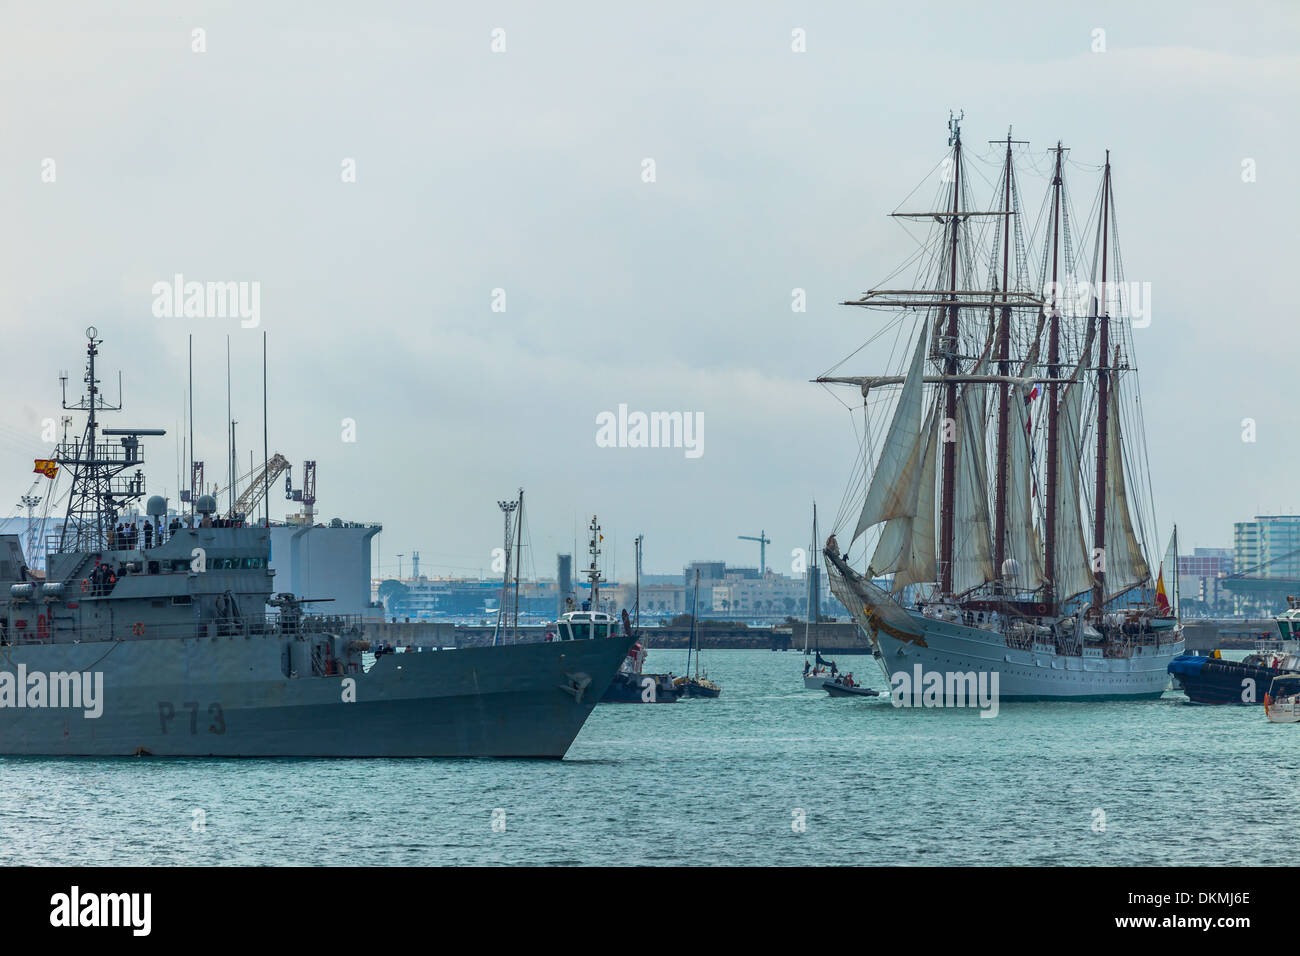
[1,1,1296,579]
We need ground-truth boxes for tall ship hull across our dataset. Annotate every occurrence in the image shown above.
[0,635,632,757]
[870,612,1176,700]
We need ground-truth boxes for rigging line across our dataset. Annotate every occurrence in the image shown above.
[829,394,871,537]
[962,153,1000,196]
[819,310,907,379]
[889,152,956,216]
[875,228,940,287]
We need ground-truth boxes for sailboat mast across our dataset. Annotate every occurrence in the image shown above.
[512,488,523,642]
[634,533,642,629]
[804,502,817,654]
[1043,143,1065,610]
[1091,151,1113,615]
[938,119,963,596]
[1172,524,1179,619]
[992,132,1015,591]
[687,568,699,676]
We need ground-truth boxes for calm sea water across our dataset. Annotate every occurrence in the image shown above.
[0,648,1289,866]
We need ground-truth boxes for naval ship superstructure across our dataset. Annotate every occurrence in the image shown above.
[0,330,633,756]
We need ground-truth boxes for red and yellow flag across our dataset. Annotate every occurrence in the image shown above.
[33,459,58,479]
[1154,565,1170,614]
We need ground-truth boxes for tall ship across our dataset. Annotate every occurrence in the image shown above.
[0,330,633,756]
[821,117,1183,700]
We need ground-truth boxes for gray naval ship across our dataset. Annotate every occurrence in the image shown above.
[0,329,633,757]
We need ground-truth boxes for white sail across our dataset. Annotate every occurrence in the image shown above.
[873,402,939,593]
[1002,376,1044,590]
[1054,374,1093,600]
[951,362,994,594]
[853,325,928,545]
[901,404,939,590]
[1103,386,1151,593]
[1157,525,1178,617]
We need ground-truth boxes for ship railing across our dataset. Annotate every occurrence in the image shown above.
[53,440,147,466]
[3,611,365,646]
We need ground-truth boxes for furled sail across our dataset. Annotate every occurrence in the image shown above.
[951,359,994,593]
[852,325,928,545]
[1102,385,1151,593]
[1002,343,1044,590]
[1053,369,1093,601]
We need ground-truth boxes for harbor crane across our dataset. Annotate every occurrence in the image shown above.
[738,530,771,575]
[226,453,291,521]
[285,460,317,524]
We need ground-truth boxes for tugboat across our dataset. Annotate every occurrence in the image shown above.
[1167,649,1300,705]
[1168,599,1300,705]
[0,330,634,757]
[1265,674,1300,723]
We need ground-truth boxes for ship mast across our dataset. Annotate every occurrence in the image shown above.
[937,113,963,596]
[828,116,1045,596]
[55,328,163,554]
[1042,143,1065,611]
[991,130,1026,593]
[1091,151,1113,614]
[585,515,603,613]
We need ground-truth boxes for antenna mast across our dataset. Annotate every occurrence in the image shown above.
[584,515,604,613]
[491,495,519,646]
[55,328,162,552]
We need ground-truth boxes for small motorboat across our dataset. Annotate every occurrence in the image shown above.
[822,677,879,698]
[1265,674,1300,724]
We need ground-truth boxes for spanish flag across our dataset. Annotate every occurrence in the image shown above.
[33,459,58,479]
[1154,565,1170,614]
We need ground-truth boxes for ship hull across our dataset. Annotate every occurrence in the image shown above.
[867,612,1181,701]
[1166,654,1291,705]
[0,634,634,758]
